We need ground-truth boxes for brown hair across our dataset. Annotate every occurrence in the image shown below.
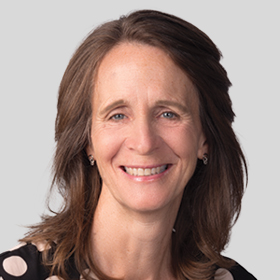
[22,10,247,280]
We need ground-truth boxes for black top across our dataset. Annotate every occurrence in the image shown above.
[0,243,257,279]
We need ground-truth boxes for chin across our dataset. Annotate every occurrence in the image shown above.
[120,192,183,215]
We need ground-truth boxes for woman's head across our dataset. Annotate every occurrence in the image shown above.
[49,9,246,279]
[55,9,237,189]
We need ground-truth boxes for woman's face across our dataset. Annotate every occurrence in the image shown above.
[88,43,208,213]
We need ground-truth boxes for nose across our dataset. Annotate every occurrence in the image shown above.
[124,118,161,155]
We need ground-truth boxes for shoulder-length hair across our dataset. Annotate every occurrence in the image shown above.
[22,9,247,280]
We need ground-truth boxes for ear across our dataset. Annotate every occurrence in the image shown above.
[197,135,209,160]
[86,144,95,158]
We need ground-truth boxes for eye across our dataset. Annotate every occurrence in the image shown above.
[161,111,177,119]
[110,113,126,120]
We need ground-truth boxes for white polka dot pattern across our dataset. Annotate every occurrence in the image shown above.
[2,256,28,277]
[80,268,98,279]
[32,240,51,252]
[45,276,64,280]
[214,268,234,280]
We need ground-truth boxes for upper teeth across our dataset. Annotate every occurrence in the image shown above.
[124,165,167,176]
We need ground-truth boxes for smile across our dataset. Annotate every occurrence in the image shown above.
[124,165,168,176]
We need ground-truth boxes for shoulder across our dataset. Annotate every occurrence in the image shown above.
[0,242,53,280]
[1,246,256,280]
[215,260,257,280]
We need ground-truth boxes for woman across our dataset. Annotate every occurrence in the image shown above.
[0,10,256,280]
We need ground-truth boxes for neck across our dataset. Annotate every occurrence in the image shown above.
[91,186,181,280]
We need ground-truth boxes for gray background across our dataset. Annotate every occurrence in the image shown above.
[1,1,279,279]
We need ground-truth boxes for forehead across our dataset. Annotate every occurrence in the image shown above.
[94,42,199,109]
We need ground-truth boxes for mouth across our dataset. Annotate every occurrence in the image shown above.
[122,165,169,177]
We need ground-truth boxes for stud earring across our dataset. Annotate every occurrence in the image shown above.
[202,153,209,165]
[88,154,95,166]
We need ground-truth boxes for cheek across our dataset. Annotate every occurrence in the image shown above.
[162,126,201,159]
[91,125,124,164]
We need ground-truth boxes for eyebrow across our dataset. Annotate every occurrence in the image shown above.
[99,99,127,115]
[155,100,190,113]
[99,99,190,116]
